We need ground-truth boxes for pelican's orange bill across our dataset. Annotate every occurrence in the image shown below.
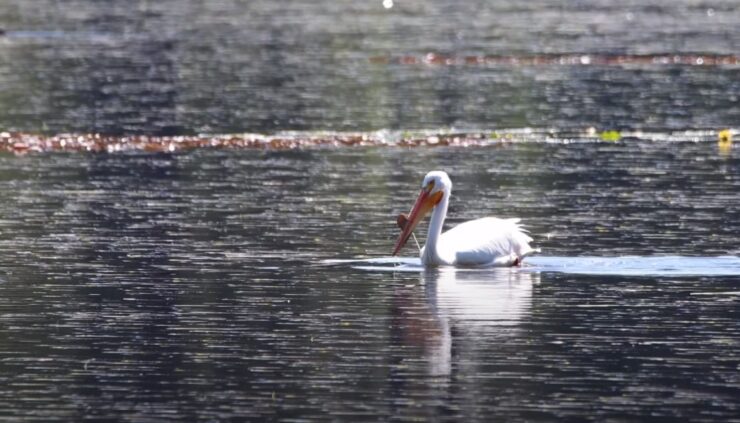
[392,188,443,255]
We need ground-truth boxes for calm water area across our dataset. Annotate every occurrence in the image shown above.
[1,0,739,421]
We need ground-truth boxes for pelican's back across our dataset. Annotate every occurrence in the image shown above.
[440,217,536,266]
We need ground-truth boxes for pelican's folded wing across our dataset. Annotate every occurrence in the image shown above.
[440,217,535,266]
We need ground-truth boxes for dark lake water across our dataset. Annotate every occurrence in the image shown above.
[1,0,740,421]
[0,142,739,421]
[0,0,739,134]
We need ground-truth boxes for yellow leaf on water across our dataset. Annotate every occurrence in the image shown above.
[718,129,732,145]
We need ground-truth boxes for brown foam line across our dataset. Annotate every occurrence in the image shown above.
[0,129,729,154]
[0,132,515,154]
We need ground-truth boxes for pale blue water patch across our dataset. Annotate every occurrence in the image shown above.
[322,257,422,272]
[3,30,114,41]
[527,256,740,277]
[326,256,740,277]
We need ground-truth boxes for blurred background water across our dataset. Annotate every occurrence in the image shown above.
[0,1,739,422]
[0,0,738,134]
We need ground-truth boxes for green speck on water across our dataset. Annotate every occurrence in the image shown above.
[600,130,621,142]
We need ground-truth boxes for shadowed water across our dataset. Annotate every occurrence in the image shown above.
[0,140,739,421]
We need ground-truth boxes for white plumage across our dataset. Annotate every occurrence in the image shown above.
[426,217,535,266]
[393,171,537,267]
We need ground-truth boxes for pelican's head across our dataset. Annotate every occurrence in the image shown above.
[392,171,451,255]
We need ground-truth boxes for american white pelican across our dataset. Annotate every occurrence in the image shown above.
[392,171,537,267]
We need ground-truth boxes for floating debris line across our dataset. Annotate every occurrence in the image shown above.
[0,129,733,154]
[370,53,740,67]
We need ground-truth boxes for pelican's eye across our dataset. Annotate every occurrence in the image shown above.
[424,180,435,193]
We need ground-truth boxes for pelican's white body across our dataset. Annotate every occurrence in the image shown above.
[417,171,536,267]
[422,216,536,266]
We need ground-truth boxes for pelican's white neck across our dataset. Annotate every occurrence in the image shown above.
[422,188,450,265]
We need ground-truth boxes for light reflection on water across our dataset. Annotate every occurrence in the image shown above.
[0,141,738,420]
[416,268,536,376]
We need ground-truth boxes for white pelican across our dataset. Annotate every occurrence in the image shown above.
[392,171,537,267]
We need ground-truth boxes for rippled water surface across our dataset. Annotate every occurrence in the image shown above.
[0,142,739,421]
[1,0,740,421]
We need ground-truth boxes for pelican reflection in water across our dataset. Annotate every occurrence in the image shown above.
[393,268,538,377]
